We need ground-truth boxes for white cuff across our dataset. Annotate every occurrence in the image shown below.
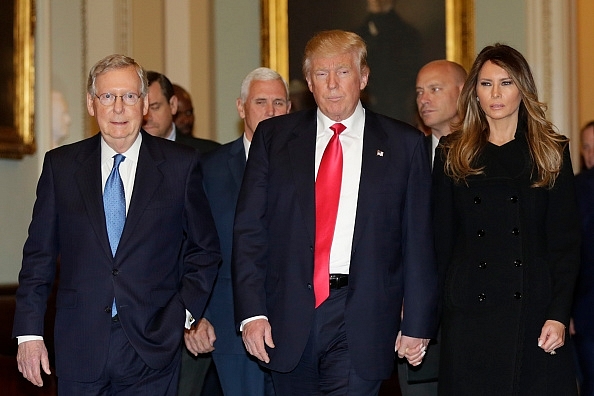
[240,315,268,331]
[17,335,44,345]
[185,309,195,329]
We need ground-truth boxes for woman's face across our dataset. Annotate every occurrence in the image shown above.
[476,60,522,125]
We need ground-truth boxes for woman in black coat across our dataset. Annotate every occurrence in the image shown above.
[433,43,580,395]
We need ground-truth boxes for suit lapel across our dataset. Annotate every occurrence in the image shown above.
[228,137,246,190]
[352,112,389,249]
[288,110,317,245]
[117,132,164,257]
[74,134,114,260]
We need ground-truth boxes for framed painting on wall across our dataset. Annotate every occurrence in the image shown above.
[262,0,474,125]
[0,0,35,159]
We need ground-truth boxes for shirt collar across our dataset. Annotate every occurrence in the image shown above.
[101,132,142,165]
[242,132,251,160]
[316,101,365,138]
[166,123,176,141]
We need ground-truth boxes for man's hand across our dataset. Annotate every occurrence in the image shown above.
[242,319,275,363]
[184,318,217,355]
[16,340,51,387]
[395,331,429,366]
[538,319,566,355]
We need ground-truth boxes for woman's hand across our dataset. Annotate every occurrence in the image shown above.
[537,320,566,355]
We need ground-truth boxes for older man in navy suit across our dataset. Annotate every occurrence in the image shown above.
[13,54,220,395]
[232,30,438,395]
[184,67,290,396]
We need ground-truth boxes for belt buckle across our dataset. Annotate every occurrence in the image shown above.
[329,274,348,290]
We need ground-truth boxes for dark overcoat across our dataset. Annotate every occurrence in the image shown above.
[433,126,580,395]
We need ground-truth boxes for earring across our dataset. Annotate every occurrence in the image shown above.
[476,96,480,102]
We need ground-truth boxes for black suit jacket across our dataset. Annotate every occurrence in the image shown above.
[13,130,221,381]
[232,108,438,380]
[176,132,221,153]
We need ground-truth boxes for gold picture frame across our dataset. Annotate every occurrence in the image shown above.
[261,0,475,81]
[0,0,36,159]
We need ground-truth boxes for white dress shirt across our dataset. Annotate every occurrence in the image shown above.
[315,103,364,274]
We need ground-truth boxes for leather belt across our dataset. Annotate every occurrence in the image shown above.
[329,274,349,289]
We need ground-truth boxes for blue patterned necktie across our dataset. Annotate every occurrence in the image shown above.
[104,154,126,316]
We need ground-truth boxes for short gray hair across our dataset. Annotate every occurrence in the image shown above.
[87,54,148,97]
[239,67,289,103]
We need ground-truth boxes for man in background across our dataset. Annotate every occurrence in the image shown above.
[396,59,466,396]
[144,72,220,154]
[173,84,195,136]
[186,67,291,396]
[415,59,466,165]
[143,71,221,396]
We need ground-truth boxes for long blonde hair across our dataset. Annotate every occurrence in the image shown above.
[442,44,567,188]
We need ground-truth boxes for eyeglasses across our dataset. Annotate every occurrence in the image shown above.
[95,92,141,106]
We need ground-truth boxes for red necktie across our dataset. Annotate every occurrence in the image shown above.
[314,122,346,308]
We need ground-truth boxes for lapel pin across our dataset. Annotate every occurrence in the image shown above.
[376,150,384,157]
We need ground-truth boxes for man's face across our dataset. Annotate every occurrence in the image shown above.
[236,79,291,141]
[306,51,368,122]
[143,82,178,138]
[174,94,194,136]
[416,63,462,138]
[86,66,148,150]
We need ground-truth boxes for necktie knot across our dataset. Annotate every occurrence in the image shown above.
[113,153,125,168]
[330,123,346,135]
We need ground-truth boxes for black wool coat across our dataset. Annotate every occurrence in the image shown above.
[433,126,580,396]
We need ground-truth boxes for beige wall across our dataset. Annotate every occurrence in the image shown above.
[475,0,526,55]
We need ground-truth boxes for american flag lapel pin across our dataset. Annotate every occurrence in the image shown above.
[376,150,384,157]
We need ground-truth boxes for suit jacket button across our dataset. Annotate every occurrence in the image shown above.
[514,292,522,299]
[514,259,522,267]
[478,261,487,269]
[477,229,485,237]
[307,283,312,290]
[510,196,518,203]
[112,269,119,276]
[474,196,481,204]
[511,228,520,236]
[478,293,486,302]
[105,306,111,313]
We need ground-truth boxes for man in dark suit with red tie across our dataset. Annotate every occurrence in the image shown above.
[232,30,438,395]
[13,54,220,395]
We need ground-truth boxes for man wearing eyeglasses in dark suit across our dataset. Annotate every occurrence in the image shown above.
[12,54,220,395]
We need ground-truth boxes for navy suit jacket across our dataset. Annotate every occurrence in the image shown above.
[201,136,247,355]
[13,130,221,382]
[232,108,438,380]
